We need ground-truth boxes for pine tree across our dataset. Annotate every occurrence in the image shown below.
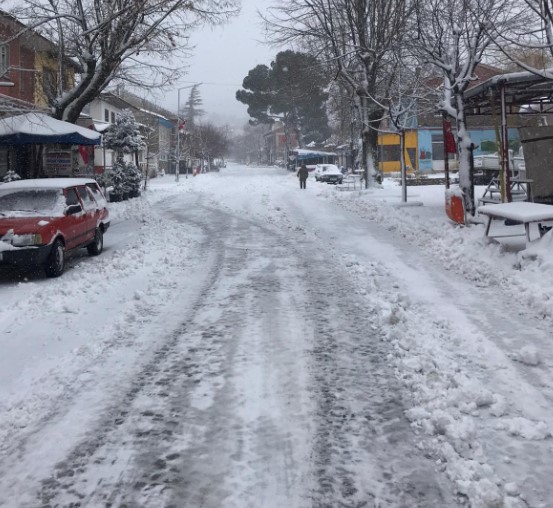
[182,85,205,128]
[3,170,21,183]
[103,110,146,155]
[102,110,145,199]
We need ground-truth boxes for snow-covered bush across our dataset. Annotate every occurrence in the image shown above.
[104,157,126,201]
[102,159,142,201]
[94,171,108,191]
[103,110,145,155]
[3,170,21,183]
[125,162,143,198]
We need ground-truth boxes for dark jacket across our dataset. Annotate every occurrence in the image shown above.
[297,166,309,180]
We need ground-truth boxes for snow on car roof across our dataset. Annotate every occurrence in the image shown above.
[316,164,341,174]
[0,178,97,190]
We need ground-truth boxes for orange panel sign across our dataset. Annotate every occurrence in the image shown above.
[445,192,465,225]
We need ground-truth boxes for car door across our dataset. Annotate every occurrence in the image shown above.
[63,187,86,250]
[76,185,98,245]
[86,182,109,222]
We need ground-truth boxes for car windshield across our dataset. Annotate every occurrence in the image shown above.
[0,189,64,217]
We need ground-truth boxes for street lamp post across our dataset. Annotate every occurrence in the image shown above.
[175,83,202,182]
[175,87,184,182]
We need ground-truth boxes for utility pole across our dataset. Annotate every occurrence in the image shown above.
[175,84,202,182]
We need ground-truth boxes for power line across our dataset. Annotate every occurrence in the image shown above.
[178,80,242,87]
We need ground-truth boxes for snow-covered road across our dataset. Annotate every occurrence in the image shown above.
[1,164,553,507]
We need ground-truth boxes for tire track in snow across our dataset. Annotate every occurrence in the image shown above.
[295,243,454,507]
[26,193,455,507]
[32,205,228,507]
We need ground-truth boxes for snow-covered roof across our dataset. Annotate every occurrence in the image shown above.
[92,121,112,133]
[462,68,553,117]
[0,113,101,145]
[0,178,98,190]
[138,108,169,121]
[293,148,338,156]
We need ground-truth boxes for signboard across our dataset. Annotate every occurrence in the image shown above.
[44,151,72,177]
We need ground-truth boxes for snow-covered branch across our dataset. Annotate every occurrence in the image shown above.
[7,0,239,123]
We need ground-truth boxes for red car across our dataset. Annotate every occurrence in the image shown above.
[0,178,110,277]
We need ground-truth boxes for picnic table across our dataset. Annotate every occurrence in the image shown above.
[478,175,533,206]
[478,201,553,244]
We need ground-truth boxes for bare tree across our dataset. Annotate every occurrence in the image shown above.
[231,123,267,164]
[497,45,553,71]
[140,122,158,190]
[9,0,238,123]
[190,122,229,170]
[383,58,435,202]
[487,0,553,77]
[412,0,519,216]
[265,0,408,188]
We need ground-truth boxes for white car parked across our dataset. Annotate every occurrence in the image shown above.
[313,164,344,184]
[474,148,525,172]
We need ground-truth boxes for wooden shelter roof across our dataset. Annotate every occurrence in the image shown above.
[464,71,553,116]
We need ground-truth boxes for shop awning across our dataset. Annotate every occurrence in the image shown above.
[0,113,101,145]
[292,148,338,161]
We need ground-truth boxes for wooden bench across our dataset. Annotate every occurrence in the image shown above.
[477,202,553,244]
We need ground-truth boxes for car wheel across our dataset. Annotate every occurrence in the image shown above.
[44,238,65,277]
[87,228,103,256]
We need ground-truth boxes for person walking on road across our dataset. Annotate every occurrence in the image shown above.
[297,163,309,189]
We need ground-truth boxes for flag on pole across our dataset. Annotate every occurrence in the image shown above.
[443,120,457,154]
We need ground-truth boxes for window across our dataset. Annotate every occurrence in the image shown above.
[379,144,401,163]
[76,186,97,211]
[111,112,115,123]
[65,188,80,206]
[431,133,457,161]
[104,108,109,122]
[86,183,107,206]
[0,190,59,214]
[0,45,8,74]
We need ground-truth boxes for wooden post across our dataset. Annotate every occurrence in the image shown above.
[442,112,450,189]
[500,84,512,202]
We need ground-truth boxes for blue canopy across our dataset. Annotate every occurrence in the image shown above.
[0,113,101,145]
[291,148,337,163]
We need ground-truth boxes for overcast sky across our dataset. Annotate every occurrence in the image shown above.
[159,0,278,129]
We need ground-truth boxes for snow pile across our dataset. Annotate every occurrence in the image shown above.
[511,345,541,366]
[301,180,553,506]
[521,227,553,268]
[324,182,553,315]
[496,417,551,440]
